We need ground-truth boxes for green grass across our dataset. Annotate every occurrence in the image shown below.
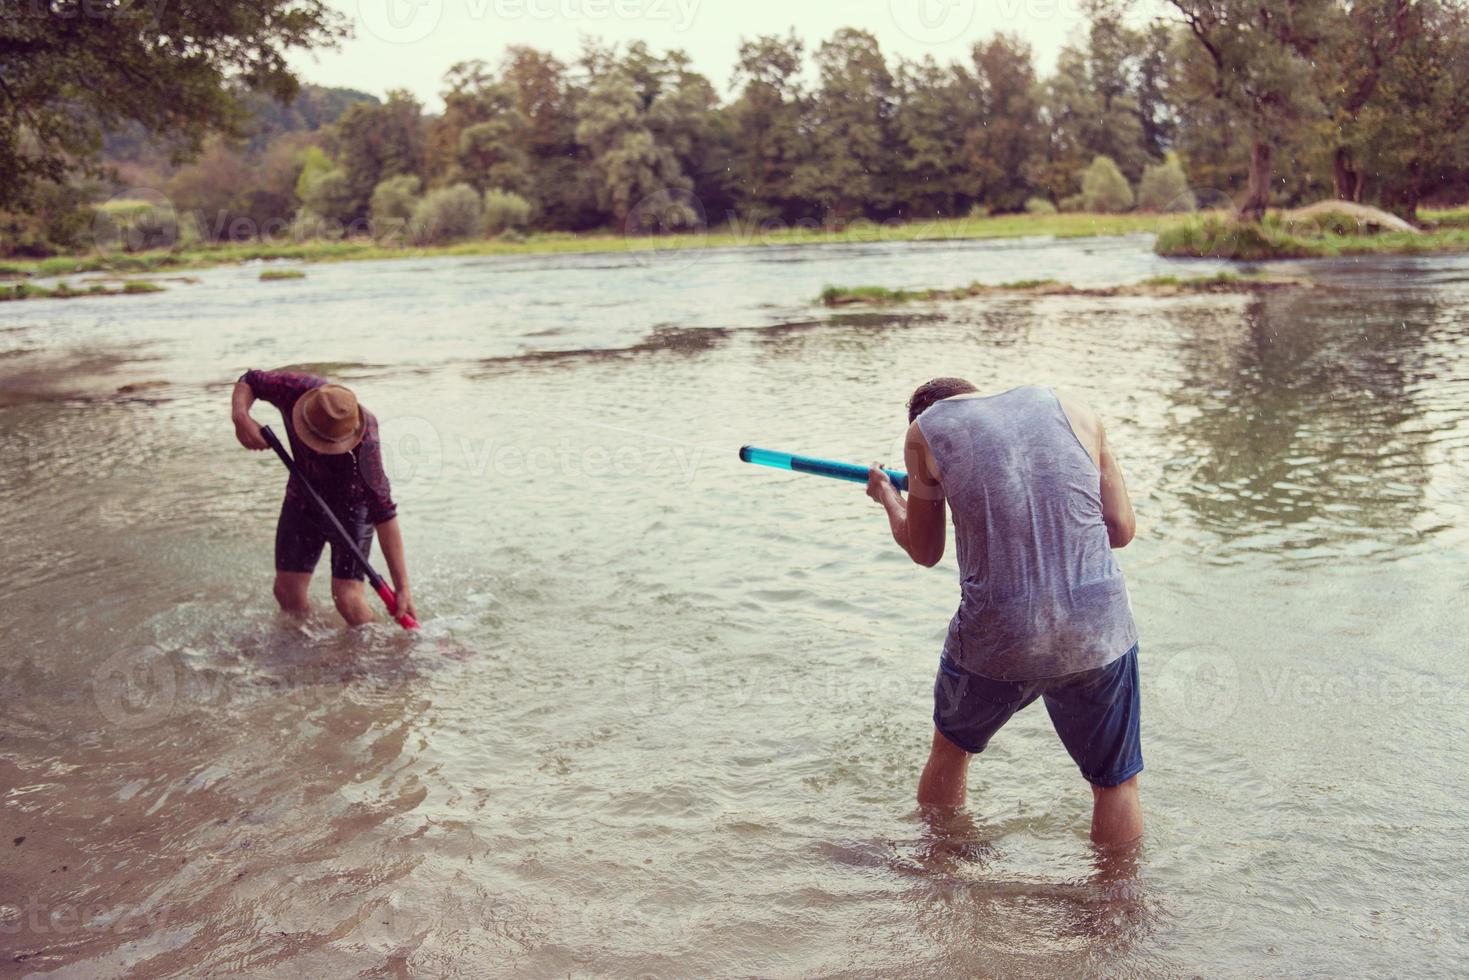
[12,204,1467,277]
[1420,205,1469,229]
[1,211,1187,278]
[1156,212,1469,259]
[819,271,1298,307]
[999,278,1060,289]
[0,279,165,301]
[259,268,306,281]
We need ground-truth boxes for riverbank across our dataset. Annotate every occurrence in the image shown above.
[1157,207,1469,259]
[8,205,1466,280]
[0,211,1187,279]
[819,271,1307,307]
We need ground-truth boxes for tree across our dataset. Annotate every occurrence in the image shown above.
[1152,0,1333,220]
[1316,0,1418,201]
[1355,0,1469,216]
[329,90,427,222]
[790,29,896,221]
[0,0,346,209]
[573,42,716,226]
[429,61,530,195]
[966,34,1046,212]
[165,137,254,241]
[1134,23,1179,160]
[500,46,593,228]
[727,32,808,222]
[893,56,978,217]
[1037,45,1102,201]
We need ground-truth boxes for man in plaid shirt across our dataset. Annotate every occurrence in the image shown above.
[232,368,417,626]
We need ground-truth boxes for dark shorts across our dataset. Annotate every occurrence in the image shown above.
[933,644,1143,787]
[274,493,374,581]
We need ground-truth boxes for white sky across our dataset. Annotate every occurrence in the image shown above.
[288,0,1140,110]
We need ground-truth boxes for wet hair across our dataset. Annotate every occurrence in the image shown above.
[908,377,978,422]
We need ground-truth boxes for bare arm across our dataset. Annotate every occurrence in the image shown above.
[867,421,947,567]
[374,517,416,620]
[1099,421,1136,548]
[231,381,268,450]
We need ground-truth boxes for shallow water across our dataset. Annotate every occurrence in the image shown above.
[2,235,1466,977]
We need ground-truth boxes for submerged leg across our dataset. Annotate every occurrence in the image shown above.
[917,729,973,808]
[1090,774,1143,847]
[273,571,313,615]
[331,577,376,627]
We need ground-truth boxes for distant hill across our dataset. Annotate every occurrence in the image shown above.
[100,84,380,166]
[238,85,381,152]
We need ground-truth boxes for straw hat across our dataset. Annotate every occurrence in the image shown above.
[292,384,367,455]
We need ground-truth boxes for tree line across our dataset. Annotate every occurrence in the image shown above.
[4,1,1469,255]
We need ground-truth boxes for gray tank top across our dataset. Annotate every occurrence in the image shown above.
[916,386,1138,680]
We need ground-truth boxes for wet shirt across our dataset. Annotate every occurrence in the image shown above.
[240,369,397,525]
[916,386,1138,680]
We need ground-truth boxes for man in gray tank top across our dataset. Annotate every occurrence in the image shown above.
[866,377,1144,846]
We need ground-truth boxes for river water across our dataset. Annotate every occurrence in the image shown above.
[1,234,1466,977]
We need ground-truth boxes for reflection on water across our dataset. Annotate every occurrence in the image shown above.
[2,242,1468,976]
[1163,286,1462,563]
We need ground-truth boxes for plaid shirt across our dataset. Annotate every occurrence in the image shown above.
[241,369,397,525]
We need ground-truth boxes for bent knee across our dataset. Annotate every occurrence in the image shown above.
[331,580,372,619]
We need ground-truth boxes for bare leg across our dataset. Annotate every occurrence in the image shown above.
[1090,775,1143,847]
[917,729,972,808]
[331,577,376,627]
[273,571,313,615]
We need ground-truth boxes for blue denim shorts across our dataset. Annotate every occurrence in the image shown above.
[933,643,1143,787]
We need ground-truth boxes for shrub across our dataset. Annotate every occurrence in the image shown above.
[294,146,335,202]
[1058,194,1086,213]
[410,183,484,244]
[369,174,421,240]
[1154,215,1308,260]
[1024,196,1058,216]
[0,182,94,258]
[1082,155,1135,213]
[482,188,532,236]
[1136,153,1195,212]
[297,167,356,225]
